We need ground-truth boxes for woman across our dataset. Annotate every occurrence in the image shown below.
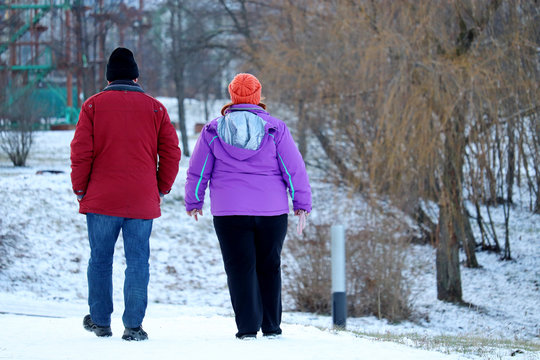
[185,73,312,339]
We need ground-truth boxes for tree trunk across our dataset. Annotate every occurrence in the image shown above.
[73,0,92,102]
[506,118,515,204]
[535,176,540,214]
[486,166,497,205]
[436,119,464,303]
[297,99,307,157]
[461,208,479,268]
[473,201,488,248]
[170,2,190,156]
[203,84,210,123]
[437,200,463,303]
[311,126,360,189]
[413,205,437,245]
[502,201,512,260]
[97,0,106,90]
[534,115,540,214]
[175,85,189,156]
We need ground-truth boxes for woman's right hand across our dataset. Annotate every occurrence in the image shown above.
[295,209,308,235]
[187,209,203,221]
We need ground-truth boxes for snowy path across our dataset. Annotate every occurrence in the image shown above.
[0,295,461,360]
[0,294,461,360]
[0,314,457,360]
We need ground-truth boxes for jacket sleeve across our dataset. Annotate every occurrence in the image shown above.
[157,109,181,195]
[185,128,215,211]
[275,124,312,212]
[70,101,94,196]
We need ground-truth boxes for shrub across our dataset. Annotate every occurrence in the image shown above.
[283,224,332,314]
[283,210,412,322]
[0,99,40,167]
[346,218,412,322]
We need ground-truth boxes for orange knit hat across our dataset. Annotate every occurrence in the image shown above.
[228,73,262,105]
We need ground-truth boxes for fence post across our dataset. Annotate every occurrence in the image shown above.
[331,224,346,329]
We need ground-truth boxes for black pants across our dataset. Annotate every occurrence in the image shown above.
[213,214,288,336]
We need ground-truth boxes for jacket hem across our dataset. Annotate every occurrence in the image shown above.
[211,209,289,216]
[79,208,160,220]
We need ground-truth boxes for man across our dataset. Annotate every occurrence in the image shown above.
[70,47,181,341]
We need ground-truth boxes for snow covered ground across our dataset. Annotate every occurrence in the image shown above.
[0,98,539,359]
[0,302,461,360]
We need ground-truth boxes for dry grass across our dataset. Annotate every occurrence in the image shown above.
[283,208,413,322]
[350,330,540,359]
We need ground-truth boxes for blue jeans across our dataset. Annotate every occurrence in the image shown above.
[86,213,152,329]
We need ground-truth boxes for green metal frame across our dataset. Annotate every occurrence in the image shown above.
[1,0,78,124]
[0,3,70,10]
[1,8,48,55]
[2,47,54,106]
[0,1,73,55]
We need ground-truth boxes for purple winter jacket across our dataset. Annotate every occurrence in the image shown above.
[185,104,312,216]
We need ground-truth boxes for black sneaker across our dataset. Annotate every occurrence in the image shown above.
[83,314,112,337]
[122,326,148,341]
[263,329,282,338]
[235,332,257,340]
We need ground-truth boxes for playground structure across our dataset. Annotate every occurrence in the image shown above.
[0,0,148,127]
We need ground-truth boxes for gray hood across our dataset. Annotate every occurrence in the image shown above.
[217,111,267,151]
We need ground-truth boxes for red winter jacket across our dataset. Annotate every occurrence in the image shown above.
[70,81,181,219]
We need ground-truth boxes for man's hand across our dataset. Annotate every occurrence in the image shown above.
[187,209,203,221]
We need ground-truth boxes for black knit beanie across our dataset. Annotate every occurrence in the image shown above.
[106,47,139,81]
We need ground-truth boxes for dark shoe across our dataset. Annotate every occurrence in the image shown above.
[263,329,282,338]
[83,314,112,337]
[122,326,148,341]
[235,332,257,340]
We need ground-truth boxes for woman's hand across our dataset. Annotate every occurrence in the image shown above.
[187,209,203,221]
[294,209,308,235]
[294,209,309,216]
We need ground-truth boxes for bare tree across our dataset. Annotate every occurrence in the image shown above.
[243,0,539,302]
[163,0,234,156]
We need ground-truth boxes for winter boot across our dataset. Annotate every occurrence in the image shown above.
[235,332,257,340]
[83,314,112,337]
[122,326,148,341]
[263,329,282,338]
